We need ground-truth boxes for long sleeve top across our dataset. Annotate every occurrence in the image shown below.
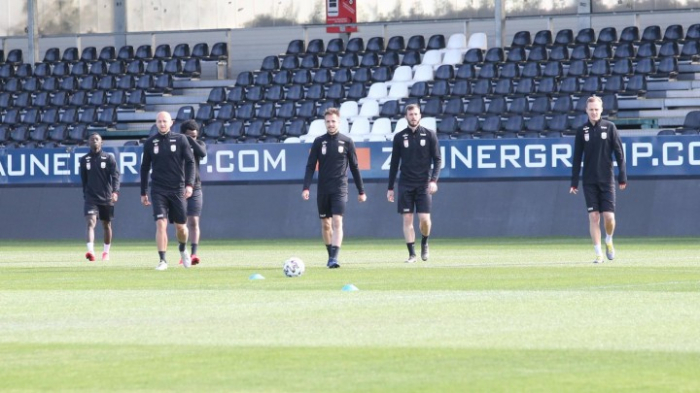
[79,149,120,205]
[140,131,195,195]
[303,132,364,195]
[571,118,627,188]
[388,125,441,190]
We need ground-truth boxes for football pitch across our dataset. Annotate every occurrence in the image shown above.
[1,237,699,392]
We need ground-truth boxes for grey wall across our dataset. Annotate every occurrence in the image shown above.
[2,179,700,240]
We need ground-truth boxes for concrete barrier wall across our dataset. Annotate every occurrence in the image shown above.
[2,179,700,240]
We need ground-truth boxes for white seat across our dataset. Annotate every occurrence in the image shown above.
[358,100,380,118]
[412,65,434,82]
[385,65,412,87]
[359,83,387,104]
[339,101,359,118]
[307,118,326,137]
[446,33,468,50]
[339,117,350,134]
[300,119,326,143]
[394,118,408,133]
[283,137,301,143]
[349,117,371,137]
[370,117,393,136]
[442,50,464,67]
[379,82,409,103]
[417,50,442,69]
[421,116,437,131]
[345,134,364,142]
[467,32,488,50]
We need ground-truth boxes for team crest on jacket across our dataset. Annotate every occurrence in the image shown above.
[321,140,327,155]
[420,139,426,146]
[101,162,106,169]
[601,132,608,140]
[403,138,409,148]
[171,144,176,152]
[86,162,91,170]
[154,144,159,154]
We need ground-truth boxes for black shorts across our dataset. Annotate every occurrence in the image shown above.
[151,190,187,224]
[317,193,347,219]
[397,183,431,214]
[84,203,114,222]
[187,188,203,216]
[583,183,616,213]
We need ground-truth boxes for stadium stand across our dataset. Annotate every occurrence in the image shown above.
[4,20,700,148]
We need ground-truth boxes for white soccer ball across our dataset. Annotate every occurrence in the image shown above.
[283,257,305,277]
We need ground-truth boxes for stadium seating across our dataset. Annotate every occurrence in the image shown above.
[3,22,699,149]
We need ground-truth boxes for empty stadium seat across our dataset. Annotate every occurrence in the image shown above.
[405,35,426,53]
[387,36,405,52]
[427,34,446,50]
[462,48,484,65]
[641,25,661,43]
[81,47,98,62]
[619,26,639,44]
[597,27,617,45]
[511,31,531,47]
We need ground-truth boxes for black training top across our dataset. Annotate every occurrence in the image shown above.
[187,136,207,190]
[79,149,120,205]
[388,125,441,190]
[571,118,627,188]
[140,131,195,195]
[303,132,364,195]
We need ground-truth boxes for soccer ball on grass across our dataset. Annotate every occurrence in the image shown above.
[283,257,305,277]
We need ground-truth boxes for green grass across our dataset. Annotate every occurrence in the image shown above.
[1,238,699,392]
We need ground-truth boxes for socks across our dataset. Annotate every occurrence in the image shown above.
[178,242,186,252]
[330,246,340,259]
[158,251,166,261]
[326,244,331,257]
[421,235,429,246]
[594,245,602,256]
[407,242,416,257]
[191,243,198,255]
[87,242,94,253]
[605,234,613,244]
[103,243,110,253]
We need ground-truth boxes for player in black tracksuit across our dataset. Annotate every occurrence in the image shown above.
[570,96,627,264]
[387,104,441,263]
[181,119,207,265]
[140,111,196,270]
[79,133,120,262]
[302,107,366,268]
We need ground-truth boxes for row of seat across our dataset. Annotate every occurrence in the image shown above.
[0,89,146,113]
[448,57,677,81]
[0,42,227,67]
[510,24,700,49]
[206,72,642,114]
[0,122,102,149]
[285,34,451,56]
[460,41,693,67]
[0,74,173,96]
[0,58,201,81]
[372,75,647,101]
[0,105,118,129]
[264,40,694,76]
[173,99,343,129]
[342,93,618,119]
[279,24,699,60]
